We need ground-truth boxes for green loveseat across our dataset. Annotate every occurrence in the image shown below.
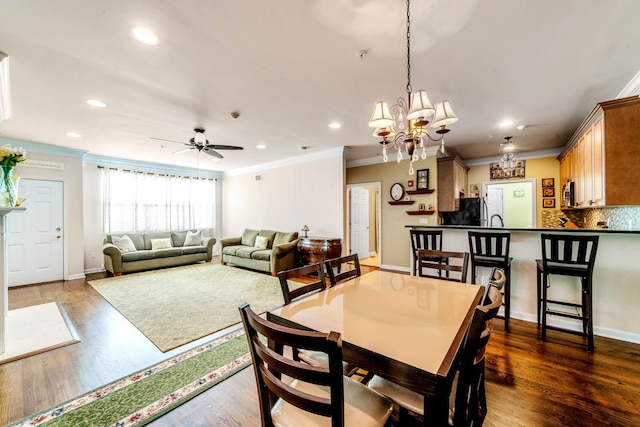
[103,230,216,276]
[220,228,299,275]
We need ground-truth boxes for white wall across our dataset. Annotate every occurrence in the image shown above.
[2,138,86,280]
[222,148,345,241]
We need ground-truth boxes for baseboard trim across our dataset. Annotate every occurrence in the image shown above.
[379,264,410,273]
[509,309,640,344]
[83,267,106,275]
[66,273,86,281]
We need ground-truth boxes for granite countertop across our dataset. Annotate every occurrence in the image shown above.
[405,224,640,234]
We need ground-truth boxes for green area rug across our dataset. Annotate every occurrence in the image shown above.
[7,329,251,427]
[89,263,285,352]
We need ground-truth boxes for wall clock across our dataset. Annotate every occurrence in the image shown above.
[390,182,404,201]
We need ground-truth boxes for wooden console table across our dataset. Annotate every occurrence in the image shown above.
[297,237,342,265]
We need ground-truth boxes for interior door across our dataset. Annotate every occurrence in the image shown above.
[7,179,64,286]
[486,186,504,227]
[349,187,370,259]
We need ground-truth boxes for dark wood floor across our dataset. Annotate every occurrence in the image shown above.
[2,262,640,426]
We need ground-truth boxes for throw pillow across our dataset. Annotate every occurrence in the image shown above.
[254,235,269,250]
[112,235,137,253]
[184,230,202,246]
[150,238,173,250]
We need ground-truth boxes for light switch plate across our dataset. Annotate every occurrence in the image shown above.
[419,218,428,224]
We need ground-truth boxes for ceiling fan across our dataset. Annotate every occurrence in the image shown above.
[151,128,243,159]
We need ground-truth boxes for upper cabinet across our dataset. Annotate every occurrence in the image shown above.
[559,96,640,208]
[437,156,468,212]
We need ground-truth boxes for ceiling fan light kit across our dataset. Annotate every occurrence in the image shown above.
[367,0,458,175]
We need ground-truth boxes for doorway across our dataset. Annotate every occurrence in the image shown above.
[347,183,380,267]
[7,179,64,286]
[482,179,536,228]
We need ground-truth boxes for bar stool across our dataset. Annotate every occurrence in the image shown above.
[536,234,599,352]
[468,231,513,332]
[410,229,444,276]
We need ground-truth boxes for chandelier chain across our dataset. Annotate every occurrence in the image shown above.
[406,0,412,95]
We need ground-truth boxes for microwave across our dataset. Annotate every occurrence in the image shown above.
[562,181,574,207]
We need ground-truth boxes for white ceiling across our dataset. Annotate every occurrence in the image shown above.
[1,0,639,172]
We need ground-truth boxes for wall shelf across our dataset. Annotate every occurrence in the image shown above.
[388,200,415,205]
[406,210,435,215]
[406,189,435,195]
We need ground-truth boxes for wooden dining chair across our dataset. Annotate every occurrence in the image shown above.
[325,254,361,287]
[238,303,393,427]
[367,285,502,427]
[277,262,326,305]
[410,230,444,276]
[278,263,352,375]
[418,249,469,283]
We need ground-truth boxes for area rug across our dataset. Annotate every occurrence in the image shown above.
[0,302,80,365]
[6,329,251,427]
[88,263,285,352]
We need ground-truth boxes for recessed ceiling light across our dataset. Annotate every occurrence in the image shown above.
[66,132,81,138]
[86,99,107,108]
[516,125,526,130]
[130,26,159,45]
[499,120,514,127]
[329,122,341,129]
[256,144,267,150]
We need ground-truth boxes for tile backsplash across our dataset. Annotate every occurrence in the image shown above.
[542,206,640,230]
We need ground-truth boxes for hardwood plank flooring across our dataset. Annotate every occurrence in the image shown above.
[1,263,640,426]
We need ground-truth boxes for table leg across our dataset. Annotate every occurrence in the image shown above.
[423,381,452,427]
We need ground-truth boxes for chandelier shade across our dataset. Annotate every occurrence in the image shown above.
[369,101,394,128]
[432,101,459,129]
[407,90,435,120]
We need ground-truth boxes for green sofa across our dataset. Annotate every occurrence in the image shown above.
[220,228,299,275]
[103,230,216,276]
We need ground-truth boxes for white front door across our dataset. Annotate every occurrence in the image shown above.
[7,179,64,286]
[350,187,370,259]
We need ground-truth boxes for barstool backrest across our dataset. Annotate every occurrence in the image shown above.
[540,234,599,275]
[410,230,443,275]
[468,231,511,263]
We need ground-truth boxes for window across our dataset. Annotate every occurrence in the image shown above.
[102,168,216,236]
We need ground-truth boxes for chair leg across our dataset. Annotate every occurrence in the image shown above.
[536,267,542,326]
[541,273,548,341]
[504,265,511,333]
[586,278,595,352]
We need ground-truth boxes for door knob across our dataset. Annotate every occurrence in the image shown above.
[56,228,61,231]
[56,235,61,239]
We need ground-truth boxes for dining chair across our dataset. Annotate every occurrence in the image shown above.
[418,248,469,283]
[536,233,599,352]
[324,254,361,287]
[367,285,502,427]
[410,229,444,276]
[278,263,353,375]
[468,231,513,332]
[238,303,393,427]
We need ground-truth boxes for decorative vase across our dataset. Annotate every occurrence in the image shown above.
[0,165,17,207]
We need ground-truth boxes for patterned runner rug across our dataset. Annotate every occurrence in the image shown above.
[88,263,285,352]
[7,329,251,427]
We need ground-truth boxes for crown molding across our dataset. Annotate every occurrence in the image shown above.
[617,70,640,98]
[224,146,346,177]
[0,137,88,158]
[464,148,563,167]
[346,145,440,169]
[83,154,223,178]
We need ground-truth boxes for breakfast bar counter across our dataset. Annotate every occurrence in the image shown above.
[406,225,640,344]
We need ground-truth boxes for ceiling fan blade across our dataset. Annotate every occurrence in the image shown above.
[203,146,224,159]
[207,144,244,150]
[173,147,194,155]
[150,136,189,145]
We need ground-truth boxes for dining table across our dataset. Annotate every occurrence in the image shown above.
[267,270,484,427]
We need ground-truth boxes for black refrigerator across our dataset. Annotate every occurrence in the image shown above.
[440,198,482,226]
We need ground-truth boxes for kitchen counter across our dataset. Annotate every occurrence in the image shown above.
[405,224,640,234]
[406,225,640,345]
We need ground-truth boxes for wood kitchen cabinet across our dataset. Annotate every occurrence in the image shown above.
[559,96,639,207]
[437,156,468,212]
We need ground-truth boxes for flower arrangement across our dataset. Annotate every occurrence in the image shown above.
[0,144,26,168]
[0,144,26,206]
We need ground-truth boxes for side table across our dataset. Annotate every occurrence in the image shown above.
[297,237,342,265]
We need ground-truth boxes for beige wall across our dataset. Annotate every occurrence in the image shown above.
[467,156,559,227]
[5,138,86,280]
[222,149,345,242]
[347,156,438,270]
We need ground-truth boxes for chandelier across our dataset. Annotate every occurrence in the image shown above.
[499,136,518,169]
[368,0,458,175]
